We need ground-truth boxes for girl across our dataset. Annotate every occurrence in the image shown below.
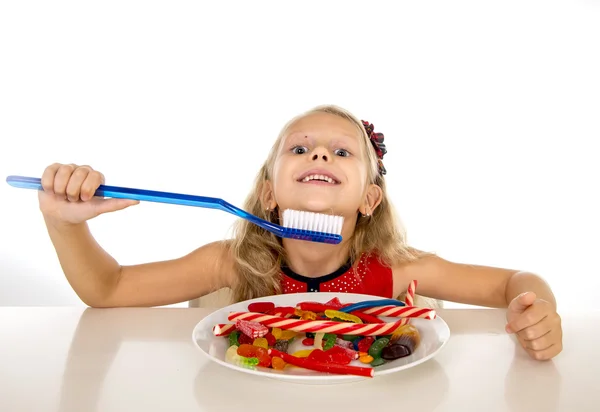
[36,104,562,360]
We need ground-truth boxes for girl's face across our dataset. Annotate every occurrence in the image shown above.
[269,112,373,217]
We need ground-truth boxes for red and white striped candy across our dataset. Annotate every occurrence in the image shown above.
[405,279,417,307]
[213,323,236,336]
[360,305,436,320]
[226,311,404,336]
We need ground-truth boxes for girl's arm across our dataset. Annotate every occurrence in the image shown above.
[392,254,556,309]
[45,218,235,308]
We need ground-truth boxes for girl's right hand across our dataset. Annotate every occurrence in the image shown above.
[39,163,139,225]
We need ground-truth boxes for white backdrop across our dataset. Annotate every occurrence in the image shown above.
[1,1,598,310]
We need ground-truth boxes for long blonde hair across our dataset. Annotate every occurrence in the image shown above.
[228,104,428,303]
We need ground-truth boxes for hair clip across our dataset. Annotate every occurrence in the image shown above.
[361,120,387,175]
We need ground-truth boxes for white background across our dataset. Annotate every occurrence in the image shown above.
[0,1,598,310]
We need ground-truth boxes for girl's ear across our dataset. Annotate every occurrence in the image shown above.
[259,180,278,211]
[359,184,383,216]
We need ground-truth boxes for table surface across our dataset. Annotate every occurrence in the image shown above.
[0,306,597,412]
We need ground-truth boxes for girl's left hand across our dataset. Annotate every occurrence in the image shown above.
[505,292,563,360]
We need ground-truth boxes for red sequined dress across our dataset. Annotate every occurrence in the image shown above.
[280,253,393,298]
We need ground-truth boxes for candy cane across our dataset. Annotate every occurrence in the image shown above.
[226,311,405,336]
[213,323,236,336]
[360,305,436,320]
[405,280,417,307]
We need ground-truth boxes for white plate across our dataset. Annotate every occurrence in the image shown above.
[192,292,450,384]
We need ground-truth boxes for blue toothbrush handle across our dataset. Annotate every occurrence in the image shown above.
[5,175,280,231]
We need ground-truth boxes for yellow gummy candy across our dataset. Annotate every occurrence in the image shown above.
[291,349,315,358]
[324,309,363,324]
[271,328,282,340]
[253,337,268,349]
[279,330,298,340]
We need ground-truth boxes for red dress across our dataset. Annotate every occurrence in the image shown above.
[280,253,394,298]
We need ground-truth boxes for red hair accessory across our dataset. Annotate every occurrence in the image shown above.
[361,120,387,175]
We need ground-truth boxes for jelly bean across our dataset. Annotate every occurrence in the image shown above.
[248,302,275,313]
[264,332,276,347]
[357,336,375,353]
[323,333,336,350]
[381,343,412,360]
[324,310,363,324]
[274,339,289,353]
[272,356,286,370]
[370,357,385,367]
[228,330,240,347]
[368,337,389,358]
[253,337,268,349]
[302,338,315,346]
[359,355,374,364]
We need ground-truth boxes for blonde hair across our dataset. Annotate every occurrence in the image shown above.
[228,104,430,303]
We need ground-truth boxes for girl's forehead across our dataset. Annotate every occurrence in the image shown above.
[283,113,361,143]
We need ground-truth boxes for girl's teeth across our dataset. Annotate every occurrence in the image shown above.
[301,174,336,183]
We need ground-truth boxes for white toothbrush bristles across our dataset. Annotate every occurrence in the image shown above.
[282,209,344,236]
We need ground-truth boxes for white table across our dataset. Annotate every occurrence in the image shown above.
[0,307,596,411]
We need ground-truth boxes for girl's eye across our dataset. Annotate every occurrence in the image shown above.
[292,146,308,155]
[334,148,350,157]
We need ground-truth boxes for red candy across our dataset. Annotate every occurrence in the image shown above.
[358,336,375,353]
[248,302,275,313]
[324,297,343,309]
[302,338,315,346]
[235,319,269,339]
[307,346,353,365]
[238,333,253,345]
[264,332,276,346]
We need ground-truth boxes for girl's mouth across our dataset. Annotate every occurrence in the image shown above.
[298,174,340,185]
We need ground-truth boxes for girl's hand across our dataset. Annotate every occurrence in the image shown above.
[38,163,139,225]
[505,292,563,360]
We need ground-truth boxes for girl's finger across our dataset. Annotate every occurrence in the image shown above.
[65,166,92,202]
[40,163,62,193]
[53,164,79,198]
[517,317,553,342]
[80,169,104,201]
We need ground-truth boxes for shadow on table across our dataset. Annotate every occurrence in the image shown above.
[55,307,205,412]
[193,358,450,410]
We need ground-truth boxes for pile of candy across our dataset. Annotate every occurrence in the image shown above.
[212,280,436,378]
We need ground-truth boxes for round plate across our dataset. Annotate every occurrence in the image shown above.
[192,292,450,384]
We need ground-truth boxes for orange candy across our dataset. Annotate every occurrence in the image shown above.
[272,356,286,370]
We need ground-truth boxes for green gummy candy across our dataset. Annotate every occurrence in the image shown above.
[342,334,358,342]
[228,330,240,347]
[323,333,336,350]
[368,337,390,358]
[239,356,259,367]
[370,357,386,367]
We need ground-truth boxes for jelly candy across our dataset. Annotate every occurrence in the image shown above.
[225,345,241,363]
[302,338,314,346]
[389,324,421,348]
[381,343,412,360]
[307,346,352,365]
[235,319,269,339]
[324,310,362,324]
[370,357,385,367]
[271,327,282,340]
[272,356,286,370]
[335,338,354,349]
[324,297,343,309]
[357,336,375,353]
[341,334,359,342]
[253,337,269,349]
[228,330,240,347]
[294,308,317,320]
[238,333,253,345]
[239,356,260,367]
[359,355,374,364]
[248,302,275,313]
[323,333,336,350]
[237,344,272,367]
[368,337,389,358]
[274,339,289,353]
[264,332,276,347]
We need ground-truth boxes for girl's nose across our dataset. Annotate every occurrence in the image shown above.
[312,148,328,162]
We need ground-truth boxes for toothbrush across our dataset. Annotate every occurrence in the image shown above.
[5,175,344,244]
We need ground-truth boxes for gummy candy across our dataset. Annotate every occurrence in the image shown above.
[324,310,362,324]
[248,302,275,313]
[294,308,317,320]
[302,338,314,346]
[389,324,421,347]
[368,337,390,358]
[272,356,286,370]
[335,338,354,349]
[235,319,268,339]
[269,349,373,378]
[381,343,411,360]
[238,333,253,345]
[370,357,385,367]
[324,297,343,309]
[264,332,276,347]
[226,345,241,363]
[357,336,375,353]
[359,355,374,364]
[292,349,315,358]
[237,344,271,367]
[323,333,336,350]
[239,356,260,367]
[253,337,268,349]
[228,330,240,347]
[274,339,289,353]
